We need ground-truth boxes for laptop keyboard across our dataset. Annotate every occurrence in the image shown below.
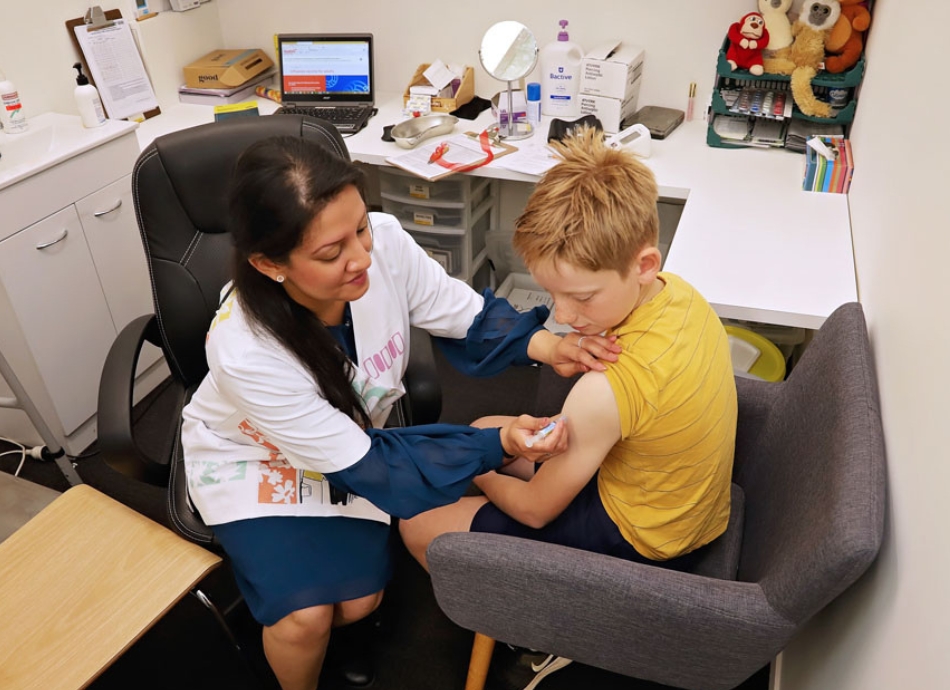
[277,106,371,131]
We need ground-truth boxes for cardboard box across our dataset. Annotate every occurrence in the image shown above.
[580,41,645,101]
[578,80,641,133]
[403,64,475,113]
[183,48,274,89]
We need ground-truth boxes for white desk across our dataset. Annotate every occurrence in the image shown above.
[137,92,856,330]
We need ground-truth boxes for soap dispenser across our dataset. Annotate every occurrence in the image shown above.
[73,62,106,128]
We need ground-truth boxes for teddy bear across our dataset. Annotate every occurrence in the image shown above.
[727,12,770,75]
[763,0,841,118]
[758,0,795,54]
[824,0,870,73]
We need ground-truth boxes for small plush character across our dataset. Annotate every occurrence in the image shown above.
[763,0,842,118]
[824,0,870,73]
[727,12,770,75]
[758,0,795,54]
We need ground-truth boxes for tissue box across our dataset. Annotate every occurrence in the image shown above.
[403,64,475,113]
[580,41,645,101]
[579,88,641,133]
[183,48,274,88]
[490,90,527,122]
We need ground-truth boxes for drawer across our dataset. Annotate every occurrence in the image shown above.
[379,166,491,206]
[382,198,465,231]
[410,231,465,276]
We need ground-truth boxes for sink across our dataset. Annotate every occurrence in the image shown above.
[0,112,138,192]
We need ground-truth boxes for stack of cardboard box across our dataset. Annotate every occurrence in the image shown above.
[578,41,645,133]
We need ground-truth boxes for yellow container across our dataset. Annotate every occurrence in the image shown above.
[725,325,786,382]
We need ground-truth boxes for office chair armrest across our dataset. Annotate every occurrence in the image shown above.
[97,314,173,486]
[428,533,790,690]
[403,327,442,425]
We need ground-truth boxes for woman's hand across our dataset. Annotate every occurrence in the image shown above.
[549,332,621,377]
[500,415,569,463]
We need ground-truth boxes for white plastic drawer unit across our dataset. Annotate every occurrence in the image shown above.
[378,167,497,285]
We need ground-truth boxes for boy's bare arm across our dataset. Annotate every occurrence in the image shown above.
[475,371,622,528]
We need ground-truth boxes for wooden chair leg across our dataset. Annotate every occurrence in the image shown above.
[464,632,496,690]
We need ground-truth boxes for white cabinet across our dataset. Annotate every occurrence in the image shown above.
[0,117,165,455]
[378,167,495,290]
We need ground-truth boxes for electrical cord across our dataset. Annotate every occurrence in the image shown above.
[0,436,29,477]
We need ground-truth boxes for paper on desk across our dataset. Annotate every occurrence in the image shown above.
[386,133,513,181]
[493,142,560,176]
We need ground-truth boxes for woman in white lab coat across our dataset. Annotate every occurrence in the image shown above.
[181,135,618,689]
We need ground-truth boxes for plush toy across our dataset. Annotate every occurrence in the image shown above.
[727,12,770,75]
[758,0,795,54]
[763,0,841,118]
[824,0,870,73]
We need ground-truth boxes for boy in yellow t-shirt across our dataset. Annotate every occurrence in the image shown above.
[400,128,737,571]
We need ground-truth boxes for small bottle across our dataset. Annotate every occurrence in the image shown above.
[72,62,106,128]
[526,82,541,125]
[0,69,29,133]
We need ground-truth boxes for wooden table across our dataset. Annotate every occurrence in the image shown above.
[0,484,221,689]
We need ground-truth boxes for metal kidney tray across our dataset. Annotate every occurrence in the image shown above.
[391,114,459,148]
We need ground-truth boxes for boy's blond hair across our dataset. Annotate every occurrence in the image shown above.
[513,127,659,277]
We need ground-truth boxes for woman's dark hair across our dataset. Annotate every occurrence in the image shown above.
[228,135,371,428]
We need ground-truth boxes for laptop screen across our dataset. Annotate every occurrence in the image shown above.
[277,34,374,105]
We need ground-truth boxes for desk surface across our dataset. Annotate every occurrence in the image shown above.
[137,93,856,330]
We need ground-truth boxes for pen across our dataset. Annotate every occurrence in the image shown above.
[686,82,697,122]
[428,142,449,164]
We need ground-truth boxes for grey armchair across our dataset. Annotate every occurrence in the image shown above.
[427,302,886,690]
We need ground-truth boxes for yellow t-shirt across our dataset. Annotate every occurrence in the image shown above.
[599,272,737,561]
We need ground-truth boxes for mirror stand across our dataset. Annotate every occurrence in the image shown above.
[496,81,533,141]
[479,20,539,142]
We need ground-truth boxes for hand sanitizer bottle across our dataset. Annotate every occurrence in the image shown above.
[539,20,583,118]
[72,62,107,128]
[0,69,29,133]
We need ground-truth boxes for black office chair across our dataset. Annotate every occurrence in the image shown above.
[96,115,442,665]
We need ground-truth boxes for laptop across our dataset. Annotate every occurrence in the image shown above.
[274,33,376,134]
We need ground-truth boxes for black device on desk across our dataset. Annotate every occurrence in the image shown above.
[273,33,376,134]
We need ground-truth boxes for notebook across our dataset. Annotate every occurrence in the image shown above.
[274,33,375,134]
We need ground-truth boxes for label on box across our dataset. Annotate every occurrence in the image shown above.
[409,184,431,199]
[413,211,436,226]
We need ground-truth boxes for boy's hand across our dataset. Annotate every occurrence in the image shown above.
[550,332,621,377]
[500,415,568,463]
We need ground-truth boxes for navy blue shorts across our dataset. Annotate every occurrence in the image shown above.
[470,474,703,572]
[212,515,393,627]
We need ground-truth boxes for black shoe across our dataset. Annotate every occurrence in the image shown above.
[327,616,379,688]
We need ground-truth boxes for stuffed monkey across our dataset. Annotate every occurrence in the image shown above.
[727,12,770,75]
[824,0,870,73]
[763,0,842,118]
[758,0,795,54]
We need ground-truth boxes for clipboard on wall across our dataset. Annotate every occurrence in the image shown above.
[65,7,161,121]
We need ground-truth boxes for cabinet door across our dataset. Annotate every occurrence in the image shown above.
[0,206,117,434]
[76,175,162,372]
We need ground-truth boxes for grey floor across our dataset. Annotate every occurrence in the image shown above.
[0,347,767,690]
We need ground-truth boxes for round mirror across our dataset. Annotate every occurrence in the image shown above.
[478,21,538,83]
[478,21,539,140]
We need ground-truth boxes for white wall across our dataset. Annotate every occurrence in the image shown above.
[0,0,222,118]
[779,0,950,687]
[216,0,751,112]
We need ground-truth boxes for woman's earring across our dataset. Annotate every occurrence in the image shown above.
[275,275,285,283]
